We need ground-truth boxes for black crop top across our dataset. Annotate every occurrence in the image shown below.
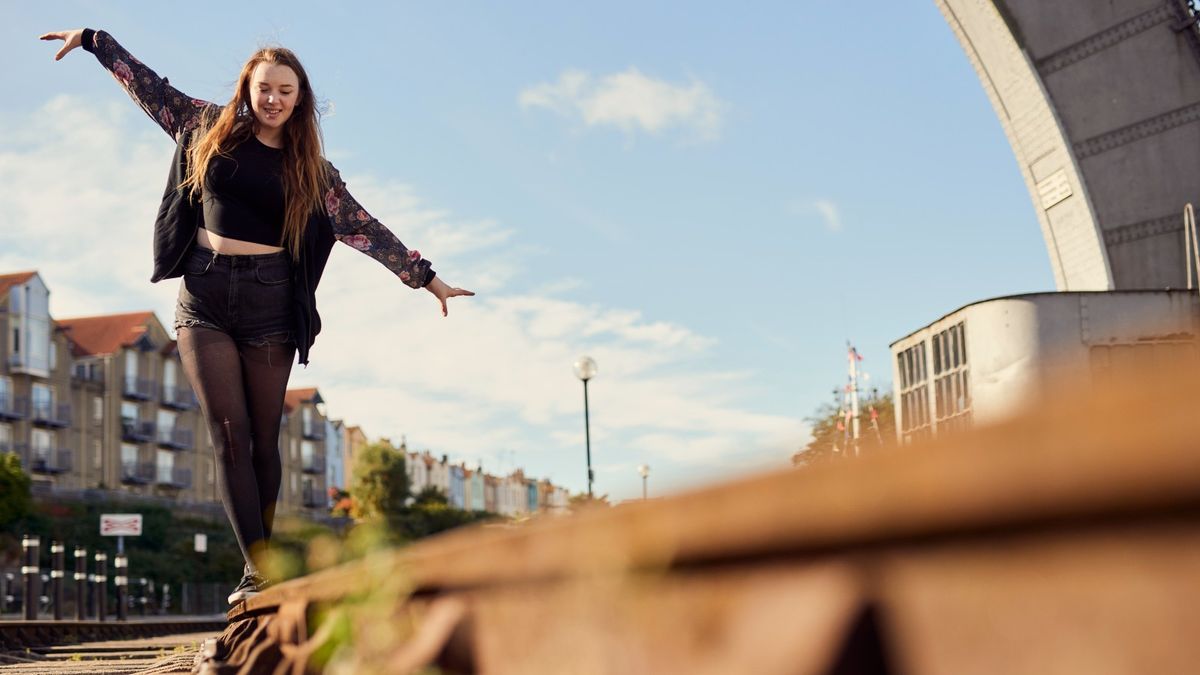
[202,133,286,247]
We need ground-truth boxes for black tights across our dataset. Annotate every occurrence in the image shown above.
[177,326,295,574]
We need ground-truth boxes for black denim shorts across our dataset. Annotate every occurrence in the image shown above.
[173,246,296,348]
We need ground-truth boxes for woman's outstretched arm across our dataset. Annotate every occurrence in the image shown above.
[40,28,217,141]
[324,163,475,316]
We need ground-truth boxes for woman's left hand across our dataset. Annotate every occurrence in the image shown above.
[425,276,475,317]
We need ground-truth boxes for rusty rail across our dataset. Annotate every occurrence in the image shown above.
[207,364,1200,674]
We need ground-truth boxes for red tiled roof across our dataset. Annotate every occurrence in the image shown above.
[56,311,156,357]
[284,387,320,413]
[0,271,37,298]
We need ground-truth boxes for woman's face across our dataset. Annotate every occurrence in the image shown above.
[249,62,301,133]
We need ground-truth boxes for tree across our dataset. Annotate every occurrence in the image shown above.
[0,452,32,527]
[351,441,408,520]
[796,392,895,465]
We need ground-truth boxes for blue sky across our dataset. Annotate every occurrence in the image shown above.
[1,2,1054,500]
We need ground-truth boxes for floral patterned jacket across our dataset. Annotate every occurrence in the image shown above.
[80,28,435,289]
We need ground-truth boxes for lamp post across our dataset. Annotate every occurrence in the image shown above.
[573,356,598,497]
[637,464,650,500]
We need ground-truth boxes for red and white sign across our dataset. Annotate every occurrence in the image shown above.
[100,514,143,537]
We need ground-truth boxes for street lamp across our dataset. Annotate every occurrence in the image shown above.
[637,464,649,500]
[574,356,598,497]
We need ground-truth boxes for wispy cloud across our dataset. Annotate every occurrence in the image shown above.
[0,96,804,499]
[519,68,725,141]
[813,200,842,232]
[786,198,843,233]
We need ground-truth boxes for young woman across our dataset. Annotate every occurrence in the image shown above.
[40,28,474,604]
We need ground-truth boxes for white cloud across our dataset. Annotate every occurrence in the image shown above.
[519,68,725,141]
[0,96,804,500]
[786,198,843,233]
[814,200,842,232]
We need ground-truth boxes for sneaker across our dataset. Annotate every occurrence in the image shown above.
[227,572,270,605]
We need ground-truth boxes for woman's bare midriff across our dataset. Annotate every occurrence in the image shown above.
[196,228,285,255]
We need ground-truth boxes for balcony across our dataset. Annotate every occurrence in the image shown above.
[1,442,28,461]
[302,489,325,508]
[160,385,197,410]
[302,422,325,441]
[156,467,192,489]
[30,448,72,475]
[122,377,157,401]
[0,394,28,421]
[301,453,326,474]
[157,427,194,451]
[72,365,105,386]
[121,419,157,443]
[121,461,155,485]
[31,402,71,428]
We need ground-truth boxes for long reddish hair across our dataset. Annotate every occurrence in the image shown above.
[180,46,326,260]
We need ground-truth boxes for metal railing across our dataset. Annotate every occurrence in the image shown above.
[0,394,29,420]
[160,384,197,410]
[120,461,155,485]
[30,448,72,474]
[302,490,325,508]
[157,427,194,450]
[121,419,157,443]
[302,422,325,440]
[301,454,326,474]
[71,366,105,385]
[156,467,193,489]
[31,402,72,428]
[122,377,157,401]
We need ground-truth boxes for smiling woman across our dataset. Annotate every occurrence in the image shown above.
[37,26,475,607]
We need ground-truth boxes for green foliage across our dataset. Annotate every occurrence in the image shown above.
[410,485,448,506]
[387,499,493,540]
[568,492,610,512]
[351,442,409,520]
[0,452,32,527]
[799,392,895,465]
[1,498,244,607]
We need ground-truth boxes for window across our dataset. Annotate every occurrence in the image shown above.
[32,381,52,417]
[124,350,140,397]
[32,428,53,460]
[301,441,314,469]
[897,341,931,443]
[122,401,139,426]
[121,443,139,472]
[291,439,298,461]
[93,396,103,424]
[49,341,56,370]
[0,376,10,412]
[932,322,971,434]
[163,360,177,400]
[157,409,177,436]
[0,423,10,453]
[290,472,298,495]
[93,440,102,470]
[156,450,174,483]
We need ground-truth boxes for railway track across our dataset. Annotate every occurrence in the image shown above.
[0,618,225,673]
[197,366,1200,674]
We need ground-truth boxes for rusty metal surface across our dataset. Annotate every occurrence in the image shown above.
[199,366,1200,673]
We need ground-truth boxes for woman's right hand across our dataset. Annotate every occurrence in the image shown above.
[39,29,85,61]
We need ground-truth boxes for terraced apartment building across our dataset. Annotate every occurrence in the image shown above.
[0,270,331,516]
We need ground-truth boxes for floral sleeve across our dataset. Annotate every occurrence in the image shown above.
[81,29,217,142]
[323,163,436,289]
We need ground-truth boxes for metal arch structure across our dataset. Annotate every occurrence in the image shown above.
[936,0,1200,291]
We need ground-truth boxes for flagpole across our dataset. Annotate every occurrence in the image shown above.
[848,342,862,456]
